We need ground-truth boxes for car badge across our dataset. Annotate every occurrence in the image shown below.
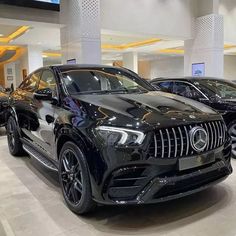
[189,126,208,152]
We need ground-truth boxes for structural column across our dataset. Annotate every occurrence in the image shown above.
[123,52,138,73]
[184,14,224,77]
[27,45,43,73]
[60,0,101,64]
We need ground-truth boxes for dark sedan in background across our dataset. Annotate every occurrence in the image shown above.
[151,77,236,157]
[0,85,10,127]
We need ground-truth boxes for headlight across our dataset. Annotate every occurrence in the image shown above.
[96,126,145,146]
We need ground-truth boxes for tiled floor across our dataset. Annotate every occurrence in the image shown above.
[0,130,235,236]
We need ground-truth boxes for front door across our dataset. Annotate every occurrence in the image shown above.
[29,69,58,159]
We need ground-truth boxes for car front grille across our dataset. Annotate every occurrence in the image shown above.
[148,120,226,159]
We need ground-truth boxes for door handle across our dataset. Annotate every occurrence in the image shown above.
[30,102,36,107]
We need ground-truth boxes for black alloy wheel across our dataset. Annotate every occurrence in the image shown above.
[7,116,25,156]
[61,149,83,205]
[8,118,15,151]
[59,142,95,214]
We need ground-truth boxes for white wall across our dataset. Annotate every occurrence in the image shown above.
[224,55,236,80]
[220,0,236,44]
[150,57,184,79]
[101,0,195,39]
[149,55,236,80]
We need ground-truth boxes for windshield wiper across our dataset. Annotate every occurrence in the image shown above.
[74,87,147,95]
[125,86,148,93]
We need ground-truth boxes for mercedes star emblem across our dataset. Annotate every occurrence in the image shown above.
[189,126,208,152]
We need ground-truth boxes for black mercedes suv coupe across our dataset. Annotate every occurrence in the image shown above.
[6,65,232,214]
[151,77,236,158]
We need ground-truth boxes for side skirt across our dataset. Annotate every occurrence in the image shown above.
[22,142,58,172]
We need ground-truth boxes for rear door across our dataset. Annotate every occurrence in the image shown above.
[11,71,41,143]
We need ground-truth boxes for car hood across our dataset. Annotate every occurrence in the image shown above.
[73,91,220,129]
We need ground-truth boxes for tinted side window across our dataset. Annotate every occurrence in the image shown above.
[19,72,41,92]
[173,82,204,99]
[38,70,57,96]
[156,81,173,93]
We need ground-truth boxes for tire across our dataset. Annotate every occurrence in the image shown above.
[228,120,236,159]
[59,141,96,214]
[7,116,25,156]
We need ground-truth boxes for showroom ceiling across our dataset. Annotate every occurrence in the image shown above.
[0,21,236,64]
[0,24,19,37]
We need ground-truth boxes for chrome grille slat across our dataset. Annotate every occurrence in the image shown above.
[219,121,224,145]
[166,129,171,158]
[203,123,210,150]
[215,121,220,147]
[154,133,157,157]
[150,120,224,159]
[184,126,190,156]
[222,122,226,144]
[159,130,164,158]
[212,122,217,149]
[172,128,177,158]
[208,122,214,150]
[178,127,184,156]
[189,125,194,155]
[218,121,223,146]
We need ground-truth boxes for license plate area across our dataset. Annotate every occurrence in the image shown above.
[178,152,216,171]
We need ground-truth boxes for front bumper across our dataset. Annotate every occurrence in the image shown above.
[93,142,232,205]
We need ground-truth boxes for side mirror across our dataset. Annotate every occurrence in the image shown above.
[34,88,53,101]
[10,83,14,92]
[5,88,12,93]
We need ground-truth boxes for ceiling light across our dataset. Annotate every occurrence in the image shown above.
[0,34,3,37]
[42,55,48,58]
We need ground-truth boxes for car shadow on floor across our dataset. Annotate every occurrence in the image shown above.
[8,153,234,235]
[78,185,232,234]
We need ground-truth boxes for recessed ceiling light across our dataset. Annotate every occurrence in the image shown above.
[0,34,3,37]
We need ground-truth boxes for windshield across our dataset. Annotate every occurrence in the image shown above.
[195,79,236,99]
[61,68,152,95]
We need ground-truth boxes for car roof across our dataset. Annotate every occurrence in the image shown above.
[151,76,224,83]
[49,64,128,73]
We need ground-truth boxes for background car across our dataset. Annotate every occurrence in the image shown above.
[6,66,232,214]
[150,77,236,158]
[0,85,10,127]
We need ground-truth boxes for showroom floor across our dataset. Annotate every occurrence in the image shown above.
[0,129,236,236]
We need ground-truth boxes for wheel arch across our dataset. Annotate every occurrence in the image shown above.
[6,107,21,134]
[55,124,92,160]
[222,112,236,127]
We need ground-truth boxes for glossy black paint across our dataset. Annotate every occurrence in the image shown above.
[0,90,9,126]
[150,77,236,126]
[8,66,232,205]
